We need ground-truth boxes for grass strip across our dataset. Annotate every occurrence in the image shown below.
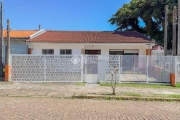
[100,83,180,89]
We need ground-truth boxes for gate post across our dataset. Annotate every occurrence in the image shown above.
[81,55,84,82]
[5,64,10,81]
[146,56,149,84]
[119,55,121,83]
[170,56,176,87]
[5,55,11,82]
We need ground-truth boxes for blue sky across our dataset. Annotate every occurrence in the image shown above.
[3,0,132,31]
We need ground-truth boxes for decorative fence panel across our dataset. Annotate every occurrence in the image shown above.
[176,57,180,83]
[104,55,120,82]
[11,55,82,82]
[10,55,177,83]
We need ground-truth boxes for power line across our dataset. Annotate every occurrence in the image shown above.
[3,13,36,45]
[4,0,37,10]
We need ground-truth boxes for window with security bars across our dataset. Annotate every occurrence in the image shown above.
[60,49,72,55]
[42,49,54,54]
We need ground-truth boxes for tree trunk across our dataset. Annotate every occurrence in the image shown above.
[112,88,116,95]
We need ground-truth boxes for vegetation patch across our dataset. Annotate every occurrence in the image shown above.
[121,92,142,97]
[100,83,180,89]
[75,83,85,86]
[152,94,180,99]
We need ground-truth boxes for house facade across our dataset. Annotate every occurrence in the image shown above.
[27,31,155,56]
[11,30,174,83]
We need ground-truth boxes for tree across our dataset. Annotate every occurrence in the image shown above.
[109,0,178,49]
[111,66,118,95]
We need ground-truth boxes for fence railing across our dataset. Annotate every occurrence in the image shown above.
[10,55,179,83]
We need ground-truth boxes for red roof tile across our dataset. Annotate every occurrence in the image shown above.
[27,31,154,43]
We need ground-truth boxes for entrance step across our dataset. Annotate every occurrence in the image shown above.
[85,74,98,83]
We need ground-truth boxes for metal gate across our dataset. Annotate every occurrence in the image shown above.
[84,55,98,83]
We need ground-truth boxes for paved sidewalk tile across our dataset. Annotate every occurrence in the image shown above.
[0,97,180,120]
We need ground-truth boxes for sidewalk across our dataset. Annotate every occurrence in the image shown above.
[0,82,180,99]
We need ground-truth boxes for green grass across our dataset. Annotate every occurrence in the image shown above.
[120,92,180,99]
[100,83,180,89]
[152,94,180,98]
[121,92,142,97]
[176,83,180,87]
[75,83,85,86]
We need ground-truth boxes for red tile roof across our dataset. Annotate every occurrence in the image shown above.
[27,31,154,43]
[4,30,38,39]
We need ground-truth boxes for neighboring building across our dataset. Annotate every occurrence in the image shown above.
[27,31,155,55]
[3,30,42,64]
[152,45,164,56]
[152,45,164,51]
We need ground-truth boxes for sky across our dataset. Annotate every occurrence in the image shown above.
[3,0,132,31]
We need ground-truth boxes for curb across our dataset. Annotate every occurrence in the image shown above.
[1,94,180,102]
[72,95,180,102]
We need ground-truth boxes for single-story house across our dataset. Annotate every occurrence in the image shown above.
[27,31,155,55]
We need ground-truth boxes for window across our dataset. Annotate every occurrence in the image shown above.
[60,49,72,55]
[123,50,138,55]
[42,49,54,54]
[109,50,123,55]
[109,50,139,55]
[85,50,101,55]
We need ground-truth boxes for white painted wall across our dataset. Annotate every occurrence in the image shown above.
[28,43,84,55]
[28,43,154,55]
[84,44,148,55]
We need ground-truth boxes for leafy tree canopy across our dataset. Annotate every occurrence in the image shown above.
[109,0,178,48]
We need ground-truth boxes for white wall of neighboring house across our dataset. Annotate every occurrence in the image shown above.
[4,39,28,54]
[28,43,153,55]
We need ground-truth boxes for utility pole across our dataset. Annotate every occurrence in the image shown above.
[6,19,10,66]
[173,6,177,56]
[178,0,180,55]
[0,2,3,77]
[164,5,168,56]
[5,19,10,81]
